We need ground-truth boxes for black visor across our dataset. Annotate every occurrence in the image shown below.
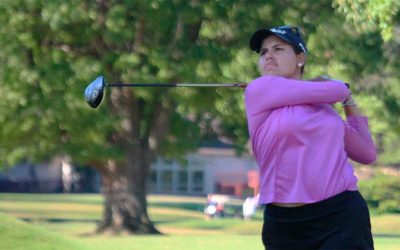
[249,25,307,54]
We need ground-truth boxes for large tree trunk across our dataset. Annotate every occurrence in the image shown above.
[96,157,160,235]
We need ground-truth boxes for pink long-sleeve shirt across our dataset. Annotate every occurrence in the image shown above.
[245,75,376,204]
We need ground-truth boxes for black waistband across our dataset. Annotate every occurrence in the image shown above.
[264,191,361,220]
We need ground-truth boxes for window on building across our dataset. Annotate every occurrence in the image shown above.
[149,170,157,192]
[160,170,173,192]
[191,171,204,193]
[177,171,188,192]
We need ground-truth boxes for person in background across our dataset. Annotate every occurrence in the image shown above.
[243,194,259,220]
[245,25,376,249]
[204,194,225,219]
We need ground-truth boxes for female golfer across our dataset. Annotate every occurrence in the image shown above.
[245,25,376,249]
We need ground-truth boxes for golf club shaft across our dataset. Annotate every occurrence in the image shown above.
[107,83,246,88]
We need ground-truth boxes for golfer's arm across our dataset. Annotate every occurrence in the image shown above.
[343,97,377,164]
[245,75,349,114]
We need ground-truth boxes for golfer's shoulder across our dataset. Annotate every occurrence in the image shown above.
[249,75,280,85]
[246,75,280,94]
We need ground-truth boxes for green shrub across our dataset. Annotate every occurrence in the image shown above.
[358,173,400,213]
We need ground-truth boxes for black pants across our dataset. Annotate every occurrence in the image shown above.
[262,191,374,250]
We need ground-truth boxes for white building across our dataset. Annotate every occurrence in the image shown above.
[0,147,259,197]
[149,147,259,197]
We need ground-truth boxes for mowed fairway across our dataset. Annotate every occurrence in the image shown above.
[0,193,399,250]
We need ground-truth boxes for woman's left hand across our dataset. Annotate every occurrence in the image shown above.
[309,75,331,82]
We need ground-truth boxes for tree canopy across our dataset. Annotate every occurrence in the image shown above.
[1,0,399,166]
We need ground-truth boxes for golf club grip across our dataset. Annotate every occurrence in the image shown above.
[107,83,247,88]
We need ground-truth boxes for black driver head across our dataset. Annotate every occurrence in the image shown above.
[84,76,106,108]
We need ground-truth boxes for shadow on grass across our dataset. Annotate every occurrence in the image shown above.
[153,218,194,225]
[151,201,242,209]
[0,197,103,205]
[21,216,225,231]
[155,218,225,230]
[20,215,211,226]
[150,202,204,211]
[374,233,400,238]
[21,217,100,223]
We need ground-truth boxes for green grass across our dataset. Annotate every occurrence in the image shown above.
[0,193,399,250]
[76,235,264,250]
[0,212,87,250]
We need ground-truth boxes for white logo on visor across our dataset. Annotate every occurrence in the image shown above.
[299,43,306,53]
[271,28,286,34]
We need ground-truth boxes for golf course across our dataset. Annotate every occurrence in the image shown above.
[0,193,399,250]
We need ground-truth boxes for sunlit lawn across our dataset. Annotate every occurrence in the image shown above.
[0,193,399,250]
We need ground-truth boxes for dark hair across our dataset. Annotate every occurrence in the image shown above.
[293,45,305,74]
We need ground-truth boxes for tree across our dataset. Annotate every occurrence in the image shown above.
[334,0,400,163]
[0,0,265,234]
[334,0,399,41]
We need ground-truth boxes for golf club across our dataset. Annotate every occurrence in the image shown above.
[84,75,246,108]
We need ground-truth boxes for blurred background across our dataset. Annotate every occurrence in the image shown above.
[0,0,399,249]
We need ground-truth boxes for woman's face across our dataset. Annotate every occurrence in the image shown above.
[258,35,305,79]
